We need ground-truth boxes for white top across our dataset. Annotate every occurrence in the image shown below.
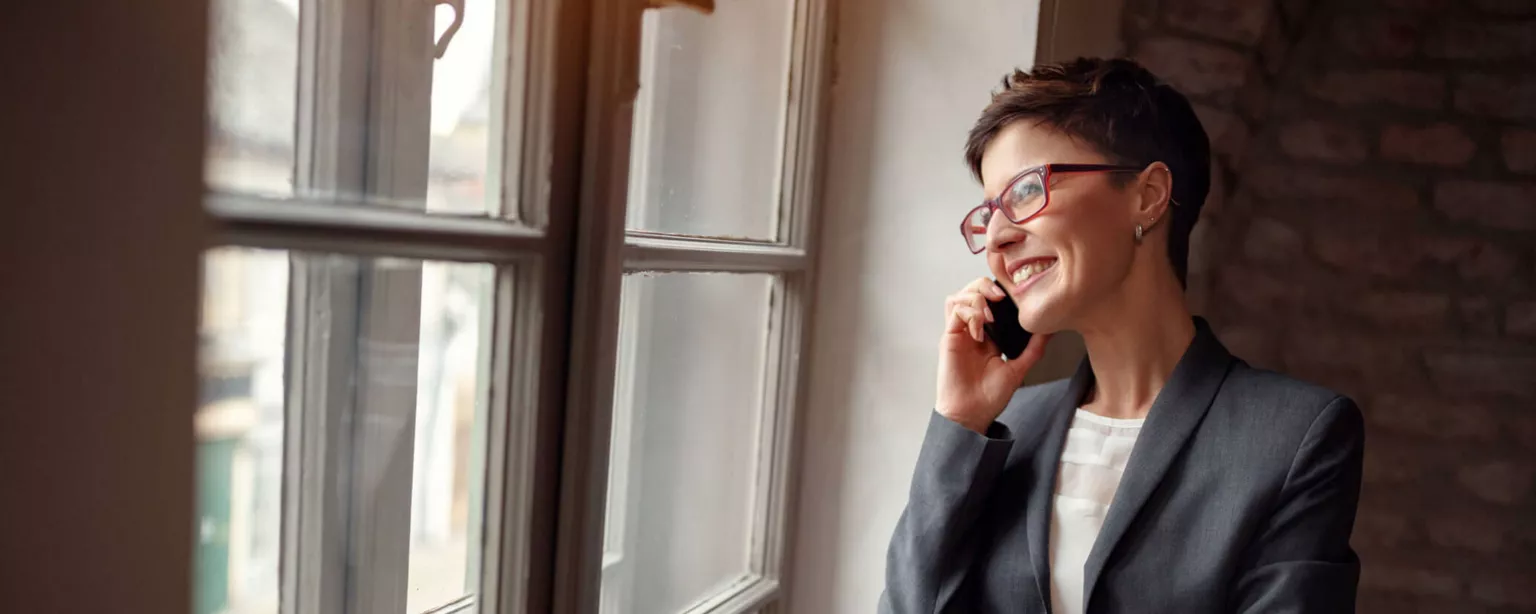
[1050,408,1145,614]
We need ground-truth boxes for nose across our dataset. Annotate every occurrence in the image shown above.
[985,209,1026,253]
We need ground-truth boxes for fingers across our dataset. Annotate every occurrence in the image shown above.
[967,277,1007,301]
[944,278,1002,343]
[952,305,985,342]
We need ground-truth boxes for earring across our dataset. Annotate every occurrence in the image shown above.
[1135,224,1145,243]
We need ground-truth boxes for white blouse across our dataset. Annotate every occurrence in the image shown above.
[1049,408,1145,614]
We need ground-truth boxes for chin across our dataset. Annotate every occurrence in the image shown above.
[1016,295,1067,333]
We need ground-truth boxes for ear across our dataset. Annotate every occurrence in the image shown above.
[1135,162,1174,229]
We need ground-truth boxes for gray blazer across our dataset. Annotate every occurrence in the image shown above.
[880,318,1364,613]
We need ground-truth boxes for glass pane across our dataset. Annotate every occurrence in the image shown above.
[407,261,493,612]
[625,3,793,240]
[601,273,773,613]
[206,0,298,196]
[196,247,289,614]
[195,250,496,614]
[428,0,501,215]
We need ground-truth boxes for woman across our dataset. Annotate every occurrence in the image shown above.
[880,58,1364,613]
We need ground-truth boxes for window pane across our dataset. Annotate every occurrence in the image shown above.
[206,0,298,196]
[602,273,773,613]
[407,261,493,612]
[196,250,496,614]
[427,0,501,215]
[196,247,288,614]
[626,3,793,240]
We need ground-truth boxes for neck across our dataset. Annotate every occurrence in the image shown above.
[1075,264,1196,421]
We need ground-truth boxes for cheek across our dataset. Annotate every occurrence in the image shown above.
[1048,213,1126,288]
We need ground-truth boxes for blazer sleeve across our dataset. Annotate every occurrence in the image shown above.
[1233,396,1365,613]
[878,410,1014,614]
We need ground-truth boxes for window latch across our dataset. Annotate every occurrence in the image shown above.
[431,0,466,59]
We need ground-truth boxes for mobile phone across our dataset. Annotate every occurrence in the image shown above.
[982,279,1032,360]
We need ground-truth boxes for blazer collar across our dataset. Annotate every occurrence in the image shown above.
[1024,317,1236,613]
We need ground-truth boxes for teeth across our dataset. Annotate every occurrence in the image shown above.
[1011,260,1054,285]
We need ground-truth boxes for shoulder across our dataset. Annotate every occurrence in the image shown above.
[1209,361,1364,458]
[1220,361,1359,423]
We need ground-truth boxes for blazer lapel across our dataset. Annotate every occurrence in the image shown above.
[1080,318,1236,608]
[1024,358,1095,614]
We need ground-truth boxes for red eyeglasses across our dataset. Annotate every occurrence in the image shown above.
[960,163,1145,254]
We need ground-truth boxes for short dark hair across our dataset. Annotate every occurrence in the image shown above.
[964,58,1210,287]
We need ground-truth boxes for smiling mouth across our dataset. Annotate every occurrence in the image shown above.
[1010,258,1058,287]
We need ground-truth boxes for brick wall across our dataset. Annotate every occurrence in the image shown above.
[1125,0,1536,611]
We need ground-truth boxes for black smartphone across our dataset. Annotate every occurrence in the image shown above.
[982,279,1032,360]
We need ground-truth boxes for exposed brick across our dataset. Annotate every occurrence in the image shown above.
[1434,180,1536,231]
[1216,323,1281,367]
[1235,75,1273,125]
[1471,574,1536,608]
[1459,297,1500,335]
[1194,104,1249,166]
[1215,264,1307,319]
[1306,69,1446,111]
[1369,394,1501,442]
[1381,123,1477,167]
[1426,20,1536,59]
[1257,18,1290,77]
[1426,511,1506,555]
[1282,333,1422,394]
[1456,74,1536,121]
[1504,129,1536,174]
[1359,564,1462,598]
[1165,0,1272,45]
[1426,350,1536,397]
[1508,301,1536,336]
[1432,237,1522,285]
[1515,417,1536,451]
[1332,14,1422,58]
[1458,461,1536,504]
[1346,290,1451,332]
[1352,510,1415,549]
[1241,217,1305,265]
[1382,0,1451,11]
[1470,0,1536,16]
[1279,120,1370,163]
[1134,37,1252,103]
[1312,232,1518,285]
[1246,165,1419,213]
[1278,0,1315,28]
[1362,439,1445,485]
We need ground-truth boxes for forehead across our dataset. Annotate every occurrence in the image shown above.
[979,121,1105,199]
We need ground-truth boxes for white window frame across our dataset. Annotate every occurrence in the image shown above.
[205,0,833,613]
[556,0,835,613]
[208,0,572,612]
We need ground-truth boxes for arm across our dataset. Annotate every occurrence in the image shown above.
[1233,396,1365,613]
[878,410,1014,614]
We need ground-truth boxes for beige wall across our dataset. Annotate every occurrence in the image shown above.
[789,0,1043,609]
[0,2,205,612]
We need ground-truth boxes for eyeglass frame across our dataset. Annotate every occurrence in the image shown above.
[960,163,1151,254]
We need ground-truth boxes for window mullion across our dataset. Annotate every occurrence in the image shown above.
[282,0,376,612]
[344,0,439,612]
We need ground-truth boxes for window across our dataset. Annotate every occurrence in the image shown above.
[194,0,831,613]
[598,1,829,611]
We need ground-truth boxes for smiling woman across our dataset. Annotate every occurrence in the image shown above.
[881,58,1365,614]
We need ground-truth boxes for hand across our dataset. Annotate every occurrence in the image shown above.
[936,278,1052,433]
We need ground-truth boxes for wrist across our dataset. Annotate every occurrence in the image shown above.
[936,406,992,434]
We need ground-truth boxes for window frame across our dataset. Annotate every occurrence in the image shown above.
[558,0,835,612]
[203,0,834,612]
